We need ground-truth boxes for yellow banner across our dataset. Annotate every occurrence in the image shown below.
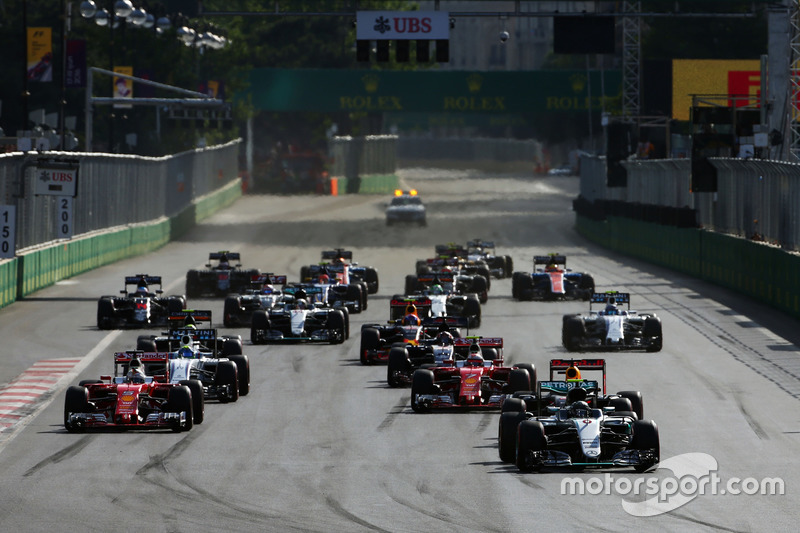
[672,59,760,120]
[27,27,53,82]
[113,66,134,108]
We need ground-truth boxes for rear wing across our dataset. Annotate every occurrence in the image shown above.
[124,274,161,287]
[417,275,454,286]
[390,296,432,320]
[590,291,630,310]
[114,350,170,364]
[535,379,601,416]
[467,239,495,250]
[321,249,353,261]
[209,251,240,261]
[534,254,566,267]
[168,310,212,327]
[168,328,217,348]
[251,274,287,286]
[455,336,503,349]
[550,358,606,394]
[435,243,466,257]
[422,315,468,329]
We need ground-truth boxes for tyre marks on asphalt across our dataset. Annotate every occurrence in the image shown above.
[0,358,81,432]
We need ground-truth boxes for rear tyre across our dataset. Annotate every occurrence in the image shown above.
[251,310,270,344]
[617,390,644,420]
[563,316,586,352]
[516,420,547,472]
[464,296,481,328]
[215,361,239,403]
[185,271,201,299]
[513,363,537,388]
[410,369,434,413]
[227,354,250,396]
[167,385,193,432]
[365,268,379,294]
[499,411,526,463]
[222,338,244,356]
[179,379,205,424]
[136,335,157,352]
[643,317,663,352]
[223,296,241,327]
[360,328,380,365]
[507,368,531,394]
[97,298,115,329]
[64,385,89,432]
[404,275,419,295]
[387,346,410,388]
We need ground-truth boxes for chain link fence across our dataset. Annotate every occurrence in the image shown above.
[0,139,241,252]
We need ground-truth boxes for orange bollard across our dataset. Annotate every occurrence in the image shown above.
[330,177,338,196]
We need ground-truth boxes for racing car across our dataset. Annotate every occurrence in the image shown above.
[185,252,261,298]
[466,239,514,278]
[405,269,488,306]
[359,297,439,365]
[399,273,482,327]
[97,274,186,329]
[410,340,534,412]
[223,274,288,327]
[63,353,194,432]
[136,310,250,399]
[562,291,663,352]
[386,189,426,226]
[417,245,492,289]
[387,318,522,387]
[309,249,379,294]
[511,254,595,301]
[497,359,659,473]
[299,261,367,312]
[250,289,347,344]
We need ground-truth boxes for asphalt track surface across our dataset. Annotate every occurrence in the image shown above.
[0,168,796,532]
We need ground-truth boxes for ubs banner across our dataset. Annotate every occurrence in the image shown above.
[247,69,621,114]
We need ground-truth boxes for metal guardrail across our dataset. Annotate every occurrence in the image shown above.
[0,139,241,252]
[579,154,800,250]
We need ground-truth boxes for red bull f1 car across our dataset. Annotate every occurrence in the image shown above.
[562,292,663,352]
[64,352,194,432]
[511,254,595,301]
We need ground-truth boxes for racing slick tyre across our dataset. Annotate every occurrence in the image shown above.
[405,275,420,295]
[185,270,201,299]
[501,398,527,414]
[516,420,547,472]
[504,256,514,278]
[341,307,350,340]
[215,361,239,403]
[345,285,364,313]
[476,268,491,291]
[483,347,498,361]
[223,296,241,328]
[471,276,489,304]
[579,274,595,300]
[96,298,115,330]
[643,317,663,352]
[512,272,533,301]
[617,391,644,420]
[137,335,157,352]
[415,260,430,275]
[563,316,586,352]
[507,368,531,394]
[64,385,89,432]
[365,268,379,294]
[179,379,205,424]
[411,369,435,413]
[631,420,660,472]
[251,310,270,344]
[227,354,250,396]
[167,297,185,315]
[300,265,311,283]
[358,282,369,310]
[464,296,481,328]
[499,411,527,463]
[327,310,346,345]
[360,328,380,365]
[167,385,193,432]
[222,338,244,356]
[609,397,633,415]
[387,346,411,388]
[513,363,537,388]
[510,272,524,300]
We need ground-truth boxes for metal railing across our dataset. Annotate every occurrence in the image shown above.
[0,139,241,252]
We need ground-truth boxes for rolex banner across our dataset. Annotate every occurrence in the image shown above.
[27,27,53,82]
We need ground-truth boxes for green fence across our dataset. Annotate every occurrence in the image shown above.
[576,214,800,319]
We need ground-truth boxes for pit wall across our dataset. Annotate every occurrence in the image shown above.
[2,178,241,308]
[576,215,800,319]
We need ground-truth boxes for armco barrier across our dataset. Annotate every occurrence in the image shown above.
[11,178,240,302]
[576,214,800,319]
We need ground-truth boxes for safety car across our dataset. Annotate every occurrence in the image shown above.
[562,292,663,352]
[386,189,426,226]
[96,274,186,329]
[511,254,595,301]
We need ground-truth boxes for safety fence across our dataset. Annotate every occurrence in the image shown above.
[0,140,242,308]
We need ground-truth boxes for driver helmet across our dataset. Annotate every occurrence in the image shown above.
[441,266,453,273]
[436,331,454,345]
[295,299,308,310]
[569,400,591,418]
[430,284,444,295]
[403,313,420,326]
[178,346,195,359]
[546,263,558,271]
[466,345,484,367]
[565,366,582,381]
[604,304,618,315]
[185,323,197,330]
[261,284,274,294]
[127,358,146,383]
[405,303,417,316]
[135,285,148,296]
[319,274,330,284]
